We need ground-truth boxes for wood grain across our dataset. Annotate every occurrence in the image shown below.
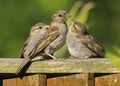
[0,58,119,74]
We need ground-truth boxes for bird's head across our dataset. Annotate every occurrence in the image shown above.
[70,20,87,35]
[52,10,71,23]
[30,23,49,35]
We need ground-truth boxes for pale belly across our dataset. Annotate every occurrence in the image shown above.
[67,34,96,58]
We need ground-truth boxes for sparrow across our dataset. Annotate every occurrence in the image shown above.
[43,10,71,59]
[16,10,70,76]
[16,23,58,75]
[20,23,49,58]
[66,20,105,59]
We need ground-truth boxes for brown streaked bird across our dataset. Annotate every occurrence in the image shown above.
[16,23,59,76]
[20,23,49,58]
[66,20,105,59]
[16,10,71,76]
[43,10,71,59]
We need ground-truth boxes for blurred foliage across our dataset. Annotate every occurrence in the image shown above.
[0,0,75,58]
[0,0,120,68]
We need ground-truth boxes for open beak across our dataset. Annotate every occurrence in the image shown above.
[71,20,75,26]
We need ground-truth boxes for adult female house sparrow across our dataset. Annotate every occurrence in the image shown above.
[16,23,51,75]
[66,20,105,59]
[43,10,71,59]
[20,23,49,58]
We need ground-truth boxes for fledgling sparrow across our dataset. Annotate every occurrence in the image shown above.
[16,23,51,75]
[43,10,71,59]
[66,20,105,59]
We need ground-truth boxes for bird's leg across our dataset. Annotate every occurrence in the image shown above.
[83,55,90,59]
[69,56,75,59]
[45,51,57,60]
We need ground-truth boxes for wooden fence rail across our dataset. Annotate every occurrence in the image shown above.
[0,58,120,86]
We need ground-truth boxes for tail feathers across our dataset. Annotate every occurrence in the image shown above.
[16,58,31,76]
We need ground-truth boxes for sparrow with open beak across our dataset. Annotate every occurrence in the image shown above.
[66,20,105,59]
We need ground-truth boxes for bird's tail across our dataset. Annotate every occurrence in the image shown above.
[16,58,31,76]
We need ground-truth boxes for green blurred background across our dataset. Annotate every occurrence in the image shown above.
[0,0,120,66]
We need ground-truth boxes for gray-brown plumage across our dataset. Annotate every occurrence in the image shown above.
[66,20,105,59]
[16,10,70,76]
[20,23,49,58]
[43,10,71,59]
[16,23,58,76]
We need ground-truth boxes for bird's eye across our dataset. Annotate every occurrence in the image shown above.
[39,27,42,29]
[58,14,62,17]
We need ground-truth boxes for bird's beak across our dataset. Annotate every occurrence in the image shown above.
[65,13,71,18]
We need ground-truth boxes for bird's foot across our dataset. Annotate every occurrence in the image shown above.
[69,56,76,59]
[82,56,90,59]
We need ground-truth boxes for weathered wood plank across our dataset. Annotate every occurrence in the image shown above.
[0,58,119,74]
[3,78,17,86]
[3,74,47,86]
[22,74,46,86]
[88,73,95,86]
[39,74,47,86]
[16,78,24,86]
[47,73,95,86]
[95,73,120,86]
[47,73,89,86]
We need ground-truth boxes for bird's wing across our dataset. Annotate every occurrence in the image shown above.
[20,36,31,58]
[78,35,105,57]
[35,26,59,54]
[20,32,47,58]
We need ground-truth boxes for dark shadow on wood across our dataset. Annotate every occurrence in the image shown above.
[95,73,116,77]
[47,73,79,78]
[0,79,3,86]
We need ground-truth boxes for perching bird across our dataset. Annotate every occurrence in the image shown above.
[20,23,49,58]
[66,20,105,59]
[16,23,49,75]
[16,23,58,76]
[43,10,71,59]
[16,10,70,76]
